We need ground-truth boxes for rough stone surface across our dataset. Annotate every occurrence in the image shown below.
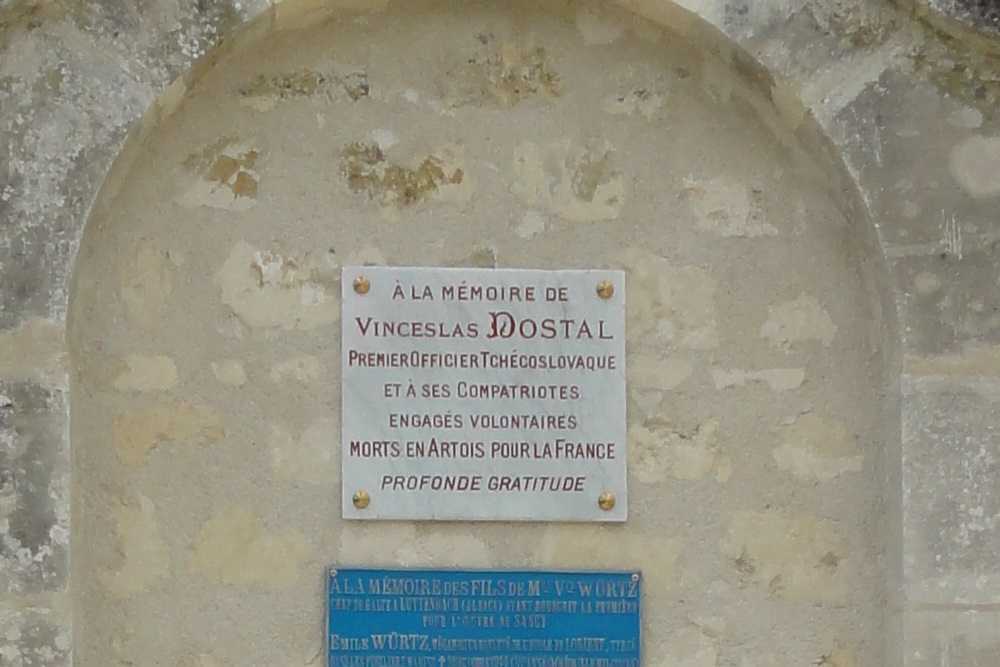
[893,248,1000,356]
[904,609,1000,667]
[0,0,998,665]
[65,3,895,665]
[0,382,67,596]
[902,375,1000,606]
[0,607,71,667]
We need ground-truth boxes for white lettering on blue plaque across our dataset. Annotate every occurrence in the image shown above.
[327,568,641,667]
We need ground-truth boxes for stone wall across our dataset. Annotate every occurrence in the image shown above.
[1,0,998,666]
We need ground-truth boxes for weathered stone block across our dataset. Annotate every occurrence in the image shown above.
[904,609,1000,667]
[892,247,1000,357]
[833,69,999,254]
[0,382,68,595]
[0,606,71,667]
[903,376,1000,605]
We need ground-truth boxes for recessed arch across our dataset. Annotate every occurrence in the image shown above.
[65,1,901,666]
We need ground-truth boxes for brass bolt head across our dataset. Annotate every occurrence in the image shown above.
[352,490,371,509]
[598,492,616,511]
[353,275,371,294]
[596,280,614,299]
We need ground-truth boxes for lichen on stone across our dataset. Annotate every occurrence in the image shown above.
[443,38,560,107]
[338,141,464,207]
[238,68,370,108]
[810,0,899,49]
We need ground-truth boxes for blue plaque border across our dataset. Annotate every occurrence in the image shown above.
[327,568,641,667]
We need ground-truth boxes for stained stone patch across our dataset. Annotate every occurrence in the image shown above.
[238,68,370,110]
[615,248,718,350]
[440,37,560,107]
[188,505,308,589]
[0,382,66,596]
[214,242,340,330]
[181,138,261,211]
[101,496,170,597]
[773,413,864,482]
[721,510,851,603]
[892,249,1000,356]
[111,402,224,467]
[0,608,71,667]
[512,141,626,221]
[338,142,467,208]
[903,609,1000,667]
[759,294,837,349]
[948,134,1000,198]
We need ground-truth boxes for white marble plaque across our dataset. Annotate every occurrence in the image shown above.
[341,266,626,521]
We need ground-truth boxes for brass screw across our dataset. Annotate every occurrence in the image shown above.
[596,280,614,299]
[353,275,371,294]
[598,492,616,511]
[352,490,371,509]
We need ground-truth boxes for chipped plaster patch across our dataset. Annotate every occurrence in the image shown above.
[721,511,850,603]
[948,135,1000,198]
[269,416,339,484]
[711,367,805,391]
[112,402,224,467]
[112,354,178,392]
[189,505,307,588]
[682,176,776,237]
[628,355,694,392]
[214,241,339,330]
[514,211,546,238]
[513,141,625,222]
[773,413,863,481]
[615,248,718,349]
[269,355,325,384]
[627,354,694,414]
[238,67,369,111]
[211,359,247,387]
[629,418,728,483]
[575,8,625,45]
[101,496,170,597]
[181,138,261,210]
[120,243,172,330]
[760,294,836,348]
[539,525,680,594]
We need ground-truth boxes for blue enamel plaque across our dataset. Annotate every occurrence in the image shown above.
[328,568,640,667]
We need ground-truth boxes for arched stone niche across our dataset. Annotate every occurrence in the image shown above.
[65,2,900,666]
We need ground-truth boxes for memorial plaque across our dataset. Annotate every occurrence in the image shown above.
[327,568,641,667]
[341,267,627,521]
